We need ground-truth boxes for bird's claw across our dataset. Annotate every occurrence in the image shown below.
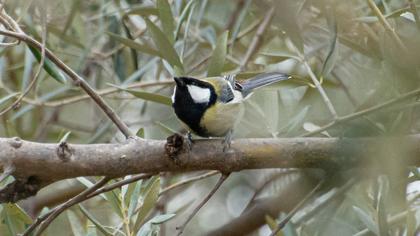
[185,132,194,150]
[222,130,233,152]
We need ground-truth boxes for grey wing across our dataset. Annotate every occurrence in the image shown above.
[219,75,236,103]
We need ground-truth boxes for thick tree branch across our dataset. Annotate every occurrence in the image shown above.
[0,134,419,203]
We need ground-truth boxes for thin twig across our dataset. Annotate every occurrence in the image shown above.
[23,177,110,236]
[34,177,110,236]
[366,0,407,51]
[269,179,325,236]
[0,10,133,138]
[0,9,47,116]
[187,17,261,74]
[176,173,230,236]
[242,170,299,213]
[159,171,219,196]
[289,37,338,119]
[239,7,274,71]
[86,173,154,198]
[225,0,245,30]
[294,178,356,225]
[42,80,173,107]
[301,86,420,137]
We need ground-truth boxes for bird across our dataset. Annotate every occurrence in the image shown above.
[171,72,290,150]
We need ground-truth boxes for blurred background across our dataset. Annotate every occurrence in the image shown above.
[1,0,420,235]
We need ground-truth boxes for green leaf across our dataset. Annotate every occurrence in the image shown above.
[134,177,160,231]
[174,0,198,40]
[67,210,85,236]
[230,0,252,44]
[58,131,71,143]
[78,205,112,236]
[265,215,284,236]
[376,176,389,236]
[48,25,85,49]
[3,204,32,224]
[125,6,159,17]
[136,213,176,236]
[136,128,145,138]
[107,32,160,56]
[157,0,175,43]
[111,85,172,106]
[155,121,177,134]
[128,180,143,218]
[105,190,123,218]
[150,213,176,224]
[285,106,310,135]
[145,18,184,73]
[28,46,66,83]
[207,31,229,77]
[1,203,32,235]
[353,206,379,235]
[406,209,415,236]
[321,16,339,77]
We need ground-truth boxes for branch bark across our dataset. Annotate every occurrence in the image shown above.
[0,134,419,203]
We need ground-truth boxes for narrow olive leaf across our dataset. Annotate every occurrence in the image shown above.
[125,6,159,17]
[2,203,32,235]
[155,121,177,134]
[265,215,285,236]
[48,25,85,49]
[174,0,198,40]
[106,32,160,56]
[145,18,184,73]
[62,0,81,35]
[4,204,32,225]
[285,106,310,135]
[58,131,71,143]
[136,213,176,236]
[207,31,229,77]
[136,128,145,138]
[78,205,113,236]
[265,215,277,230]
[157,0,175,43]
[105,190,123,218]
[10,86,69,121]
[376,176,389,236]
[352,206,379,235]
[134,177,160,232]
[321,16,339,77]
[76,177,108,201]
[0,93,19,108]
[110,84,172,106]
[128,180,143,218]
[67,210,85,236]
[406,209,415,236]
[76,177,94,188]
[230,0,252,43]
[151,213,176,224]
[28,46,66,83]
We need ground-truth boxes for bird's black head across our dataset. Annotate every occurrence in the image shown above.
[172,77,217,137]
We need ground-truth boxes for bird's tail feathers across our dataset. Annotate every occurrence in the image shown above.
[239,72,290,96]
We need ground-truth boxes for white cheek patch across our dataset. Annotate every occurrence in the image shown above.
[187,85,211,104]
[171,86,177,103]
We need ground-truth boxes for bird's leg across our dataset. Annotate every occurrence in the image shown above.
[222,129,233,152]
[185,131,194,150]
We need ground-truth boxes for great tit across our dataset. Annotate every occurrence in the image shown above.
[171,72,290,149]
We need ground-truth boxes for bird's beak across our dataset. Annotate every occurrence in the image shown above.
[174,77,185,86]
